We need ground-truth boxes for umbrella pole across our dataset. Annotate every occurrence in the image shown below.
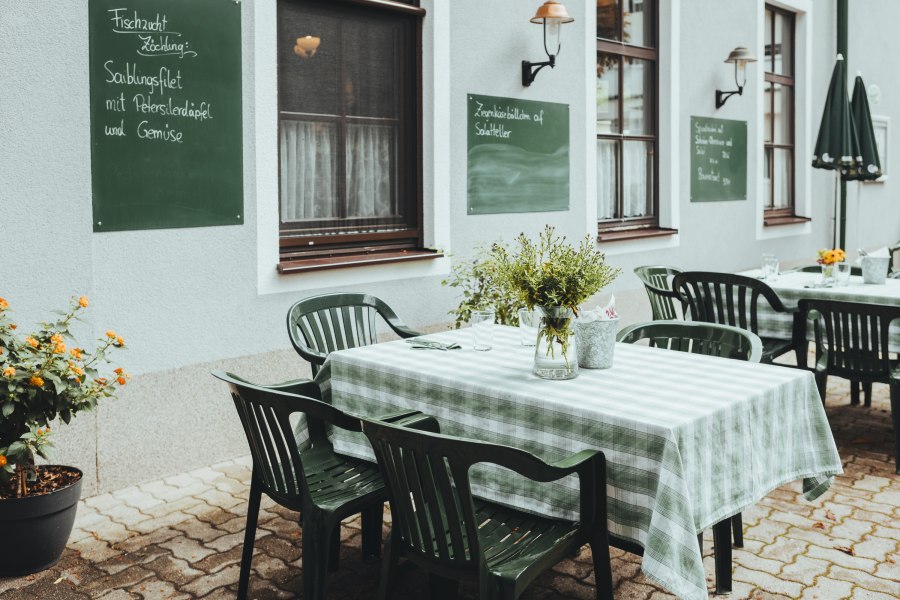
[839,178,848,249]
[833,170,840,249]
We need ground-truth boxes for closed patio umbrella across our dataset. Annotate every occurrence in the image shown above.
[845,74,882,181]
[812,54,862,248]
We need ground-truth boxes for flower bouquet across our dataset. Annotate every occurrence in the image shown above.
[817,248,846,284]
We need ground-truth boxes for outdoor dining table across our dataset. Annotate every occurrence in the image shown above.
[738,269,900,352]
[321,326,842,600]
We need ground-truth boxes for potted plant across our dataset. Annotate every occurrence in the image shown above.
[442,245,522,329]
[0,295,127,576]
[493,226,620,379]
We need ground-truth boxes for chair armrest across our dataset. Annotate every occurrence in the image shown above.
[387,412,441,433]
[392,325,425,339]
[549,449,604,473]
[261,378,322,400]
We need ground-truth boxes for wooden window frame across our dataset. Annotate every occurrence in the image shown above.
[597,1,660,234]
[763,4,796,219]
[276,0,427,268]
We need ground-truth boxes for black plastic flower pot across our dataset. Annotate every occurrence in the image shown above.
[0,466,83,576]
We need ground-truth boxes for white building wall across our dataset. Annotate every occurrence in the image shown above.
[1,0,898,496]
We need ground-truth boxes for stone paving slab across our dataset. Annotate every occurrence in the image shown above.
[0,377,897,599]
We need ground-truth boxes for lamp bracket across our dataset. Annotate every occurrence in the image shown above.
[715,85,744,109]
[522,55,556,87]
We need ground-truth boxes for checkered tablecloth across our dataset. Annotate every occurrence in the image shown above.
[324,326,842,600]
[738,270,900,350]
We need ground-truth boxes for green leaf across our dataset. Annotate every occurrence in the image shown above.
[1,402,13,417]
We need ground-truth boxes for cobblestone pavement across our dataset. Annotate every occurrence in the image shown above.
[1,378,898,600]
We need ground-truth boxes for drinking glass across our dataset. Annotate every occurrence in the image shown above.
[470,309,495,351]
[835,262,852,287]
[518,308,540,347]
[762,254,779,281]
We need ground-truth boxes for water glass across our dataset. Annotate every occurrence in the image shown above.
[470,309,495,351]
[835,262,852,287]
[761,254,779,281]
[517,308,540,347]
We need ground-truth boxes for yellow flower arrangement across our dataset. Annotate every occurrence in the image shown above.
[817,248,846,265]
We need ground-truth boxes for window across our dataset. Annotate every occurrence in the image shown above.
[763,5,795,216]
[596,0,658,232]
[277,0,425,269]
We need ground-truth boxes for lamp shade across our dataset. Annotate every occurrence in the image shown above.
[724,47,757,65]
[293,35,321,59]
[530,1,574,24]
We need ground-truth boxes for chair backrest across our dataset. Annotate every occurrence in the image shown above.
[799,299,900,380]
[672,271,788,335]
[286,293,419,376]
[617,320,763,362]
[634,265,683,320]
[889,242,900,273]
[359,418,600,581]
[212,371,361,508]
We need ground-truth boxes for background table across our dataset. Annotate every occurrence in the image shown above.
[326,326,842,600]
[739,270,900,351]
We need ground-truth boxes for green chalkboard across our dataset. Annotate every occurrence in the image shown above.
[690,116,747,202]
[467,94,569,214]
[89,0,243,232]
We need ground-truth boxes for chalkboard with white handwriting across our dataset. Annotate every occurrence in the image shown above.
[89,0,243,231]
[690,116,747,202]
[467,94,569,214]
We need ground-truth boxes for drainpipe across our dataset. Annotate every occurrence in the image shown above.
[837,0,848,249]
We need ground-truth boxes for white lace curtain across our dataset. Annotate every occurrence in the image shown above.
[280,121,396,222]
[597,141,649,220]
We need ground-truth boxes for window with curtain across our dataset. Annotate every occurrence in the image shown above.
[596,0,658,232]
[763,5,795,217]
[277,0,423,265]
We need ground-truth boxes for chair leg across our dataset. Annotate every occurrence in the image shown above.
[302,517,330,600]
[792,313,808,369]
[328,524,341,571]
[361,503,383,562]
[712,520,732,594]
[697,533,704,554]
[378,532,399,600]
[590,536,614,600]
[850,381,861,406]
[731,513,744,548]
[815,371,828,404]
[237,477,263,600]
[864,382,873,407]
[891,380,900,475]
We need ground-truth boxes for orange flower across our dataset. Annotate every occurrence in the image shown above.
[0,297,8,309]
[25,337,38,348]
[78,296,89,308]
[53,343,66,354]
[10,324,16,330]
[116,336,124,346]
[116,376,127,385]
[70,347,83,359]
[29,375,44,388]
[50,334,64,345]
[2,367,14,378]
[0,348,3,355]
[0,455,6,467]
[106,330,117,339]
[114,367,124,374]
[37,429,44,436]
[97,377,108,386]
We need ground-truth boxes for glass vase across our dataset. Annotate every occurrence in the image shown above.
[821,263,835,285]
[533,306,578,380]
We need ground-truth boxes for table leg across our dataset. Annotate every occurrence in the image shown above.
[713,520,732,594]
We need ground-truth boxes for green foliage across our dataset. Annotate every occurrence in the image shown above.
[492,225,621,313]
[442,246,521,329]
[0,295,128,496]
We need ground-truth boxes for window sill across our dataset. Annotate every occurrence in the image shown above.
[278,248,443,274]
[597,226,678,243]
[764,215,811,227]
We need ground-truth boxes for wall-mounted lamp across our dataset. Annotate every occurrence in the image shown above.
[522,1,574,87]
[715,47,757,109]
[293,35,321,59]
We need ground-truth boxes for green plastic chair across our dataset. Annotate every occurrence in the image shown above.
[634,265,683,320]
[287,293,422,377]
[617,320,763,363]
[360,418,613,600]
[616,320,762,588]
[212,371,437,600]
[800,299,900,474]
[672,271,806,366]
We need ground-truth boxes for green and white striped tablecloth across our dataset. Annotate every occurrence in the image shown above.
[326,326,842,600]
[739,270,900,350]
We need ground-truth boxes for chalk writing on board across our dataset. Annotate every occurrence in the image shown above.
[98,7,211,144]
[689,116,747,202]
